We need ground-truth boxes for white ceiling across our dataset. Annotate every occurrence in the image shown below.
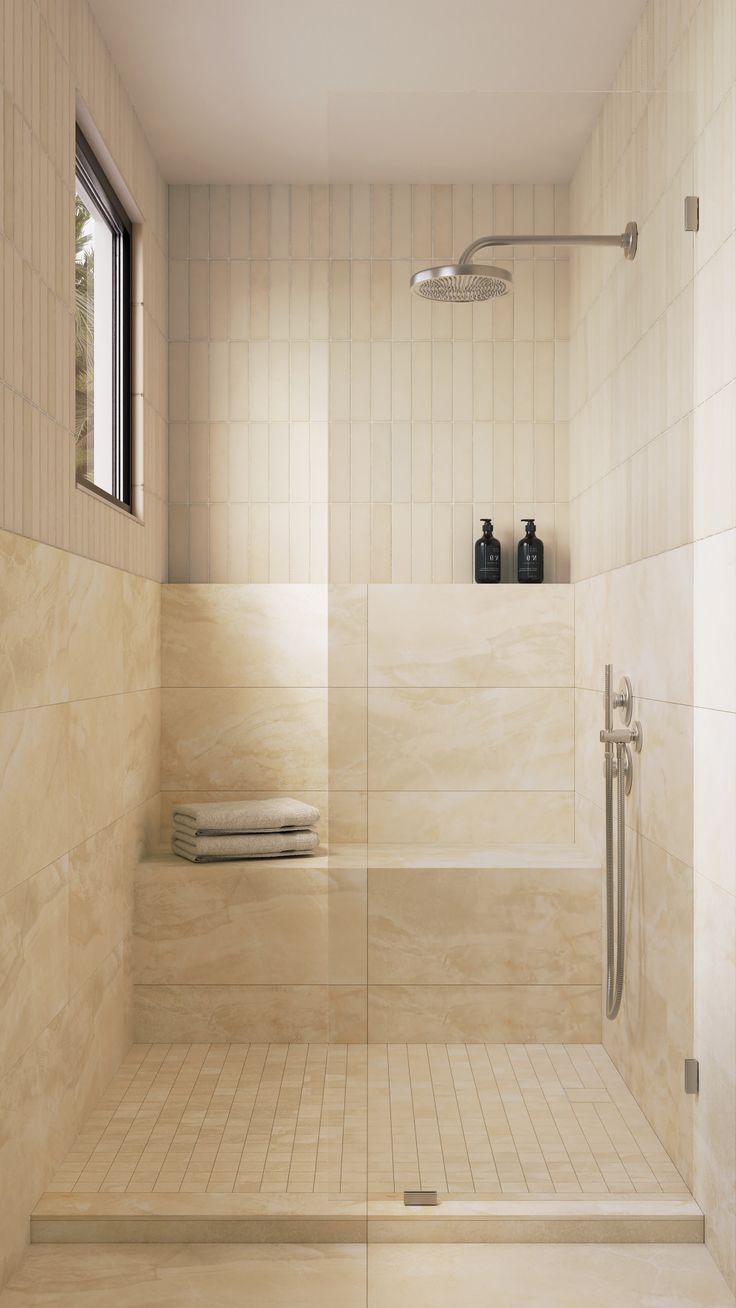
[88,0,647,183]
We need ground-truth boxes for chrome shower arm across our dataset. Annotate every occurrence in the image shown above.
[458,222,638,265]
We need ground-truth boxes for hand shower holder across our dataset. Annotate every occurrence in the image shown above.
[602,664,642,1019]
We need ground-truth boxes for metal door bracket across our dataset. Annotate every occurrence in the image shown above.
[403,1190,438,1206]
[684,196,699,232]
[684,1058,699,1094]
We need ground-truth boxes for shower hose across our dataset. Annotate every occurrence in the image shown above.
[604,738,626,1020]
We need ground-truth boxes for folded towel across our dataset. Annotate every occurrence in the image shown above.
[171,828,320,863]
[172,798,320,836]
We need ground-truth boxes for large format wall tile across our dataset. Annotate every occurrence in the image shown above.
[368,688,573,791]
[367,984,600,1042]
[0,947,132,1290]
[0,705,70,895]
[574,688,693,867]
[367,790,574,844]
[693,873,736,1292]
[693,708,736,897]
[135,862,331,985]
[0,531,68,713]
[134,984,353,1042]
[694,528,736,713]
[162,585,328,687]
[122,576,161,693]
[68,698,126,849]
[368,585,573,687]
[329,585,367,687]
[574,547,693,704]
[0,858,70,1078]
[161,687,328,789]
[602,829,694,1188]
[329,689,367,790]
[67,557,125,701]
[367,867,600,985]
[68,821,133,995]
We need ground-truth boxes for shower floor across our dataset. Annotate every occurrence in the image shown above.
[32,1042,701,1244]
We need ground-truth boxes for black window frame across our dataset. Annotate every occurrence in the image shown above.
[74,125,132,511]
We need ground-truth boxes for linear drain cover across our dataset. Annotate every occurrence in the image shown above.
[403,1190,438,1206]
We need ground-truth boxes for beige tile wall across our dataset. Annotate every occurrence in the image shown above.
[0,0,168,1290]
[0,528,160,1287]
[569,0,736,1289]
[160,582,575,847]
[168,184,571,583]
[154,582,590,1043]
[0,0,168,581]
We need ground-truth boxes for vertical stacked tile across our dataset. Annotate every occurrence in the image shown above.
[168,183,571,583]
[569,0,736,1290]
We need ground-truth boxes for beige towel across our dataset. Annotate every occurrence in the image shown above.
[172,797,320,835]
[172,828,320,863]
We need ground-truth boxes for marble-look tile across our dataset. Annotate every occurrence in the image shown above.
[574,688,693,867]
[134,984,339,1042]
[0,705,69,896]
[329,689,367,789]
[365,1244,734,1307]
[68,698,125,848]
[161,687,328,789]
[122,575,161,693]
[367,984,601,1042]
[0,530,68,712]
[368,688,574,791]
[162,584,327,687]
[67,557,125,702]
[328,868,367,984]
[329,585,367,687]
[367,790,574,844]
[120,690,161,813]
[134,863,330,984]
[368,584,573,687]
[327,791,367,843]
[603,827,694,1189]
[0,947,131,1290]
[694,528,736,712]
[329,985,368,1042]
[367,867,600,985]
[0,858,69,1078]
[693,873,736,1294]
[694,708,736,896]
[69,822,132,994]
[0,1245,367,1308]
[159,789,329,842]
[574,546,693,703]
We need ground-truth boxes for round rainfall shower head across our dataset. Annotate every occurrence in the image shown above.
[410,263,512,302]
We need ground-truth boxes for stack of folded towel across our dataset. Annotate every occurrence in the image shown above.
[171,798,321,863]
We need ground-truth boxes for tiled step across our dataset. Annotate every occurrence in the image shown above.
[31,1191,703,1245]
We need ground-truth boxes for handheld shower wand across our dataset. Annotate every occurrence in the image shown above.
[600,665,642,1020]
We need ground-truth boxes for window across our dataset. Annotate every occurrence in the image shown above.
[75,126,132,508]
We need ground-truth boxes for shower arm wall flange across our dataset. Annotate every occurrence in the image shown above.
[458,221,638,264]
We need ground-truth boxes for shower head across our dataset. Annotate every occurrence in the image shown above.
[410,262,512,303]
[409,222,639,302]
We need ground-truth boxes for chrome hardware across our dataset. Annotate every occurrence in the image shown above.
[613,675,633,725]
[684,1059,699,1094]
[602,665,643,1020]
[600,721,643,752]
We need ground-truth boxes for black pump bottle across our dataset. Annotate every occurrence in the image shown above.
[474,519,501,583]
[517,519,544,583]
